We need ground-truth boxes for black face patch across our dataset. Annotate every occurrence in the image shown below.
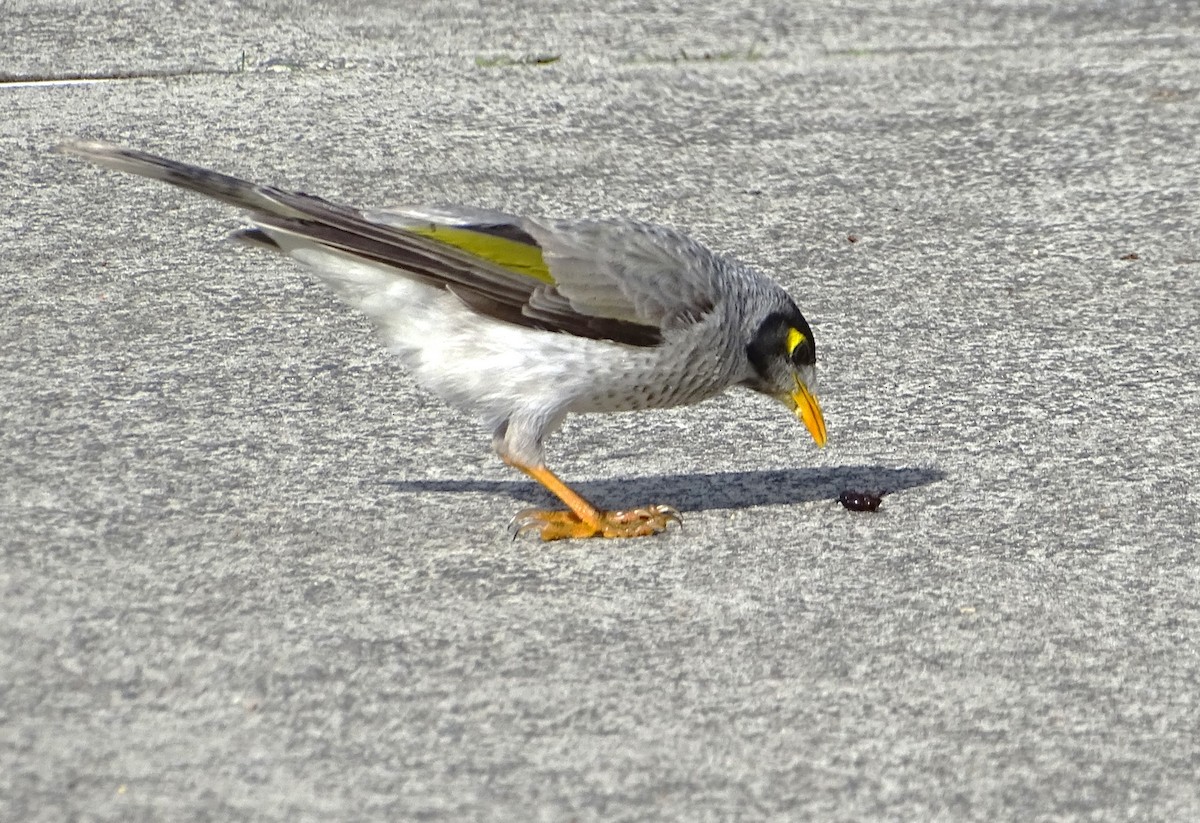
[747,306,816,380]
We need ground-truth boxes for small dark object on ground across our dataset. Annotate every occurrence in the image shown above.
[1120,252,1139,260]
[839,490,883,512]
[847,234,859,243]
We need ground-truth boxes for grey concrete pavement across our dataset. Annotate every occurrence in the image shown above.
[3,1,1200,820]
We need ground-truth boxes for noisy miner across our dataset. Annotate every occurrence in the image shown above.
[58,139,827,541]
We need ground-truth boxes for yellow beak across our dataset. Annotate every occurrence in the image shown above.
[791,379,827,448]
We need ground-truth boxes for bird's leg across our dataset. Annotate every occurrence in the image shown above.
[504,460,681,541]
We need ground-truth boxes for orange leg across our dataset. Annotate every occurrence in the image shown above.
[505,460,681,541]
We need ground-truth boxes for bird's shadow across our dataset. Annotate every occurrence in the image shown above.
[379,465,944,512]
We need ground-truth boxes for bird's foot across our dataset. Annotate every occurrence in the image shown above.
[509,505,682,541]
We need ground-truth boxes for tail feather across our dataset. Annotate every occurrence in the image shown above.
[55,138,331,220]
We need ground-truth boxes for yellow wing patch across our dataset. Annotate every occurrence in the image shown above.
[410,224,554,284]
[786,327,807,356]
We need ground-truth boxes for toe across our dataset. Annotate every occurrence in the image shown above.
[508,508,600,541]
[599,505,683,538]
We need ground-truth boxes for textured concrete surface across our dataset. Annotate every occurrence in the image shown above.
[4,1,1200,820]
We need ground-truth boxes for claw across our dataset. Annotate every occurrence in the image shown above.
[507,508,556,540]
[654,505,683,526]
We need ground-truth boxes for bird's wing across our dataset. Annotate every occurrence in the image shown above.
[58,140,713,347]
[371,206,720,339]
[520,217,720,330]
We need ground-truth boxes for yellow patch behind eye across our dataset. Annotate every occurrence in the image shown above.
[786,327,806,356]
[411,225,554,284]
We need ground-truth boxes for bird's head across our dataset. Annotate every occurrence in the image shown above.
[743,303,827,448]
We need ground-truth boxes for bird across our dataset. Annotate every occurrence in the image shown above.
[57,139,827,541]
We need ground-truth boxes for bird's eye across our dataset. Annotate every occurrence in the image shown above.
[785,328,806,357]
[785,324,816,368]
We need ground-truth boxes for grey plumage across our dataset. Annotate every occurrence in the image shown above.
[57,138,825,540]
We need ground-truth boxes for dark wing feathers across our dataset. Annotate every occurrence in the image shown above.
[520,284,664,347]
[248,213,536,307]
